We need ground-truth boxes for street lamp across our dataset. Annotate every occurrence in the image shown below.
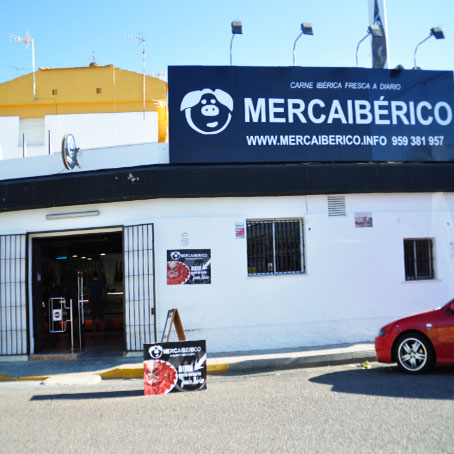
[355,25,383,67]
[230,21,242,65]
[292,23,314,66]
[413,27,445,69]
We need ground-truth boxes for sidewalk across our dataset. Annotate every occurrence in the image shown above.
[0,343,376,382]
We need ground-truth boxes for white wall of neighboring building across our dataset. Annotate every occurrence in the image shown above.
[0,112,159,160]
[1,192,453,353]
[0,142,168,181]
[0,116,20,160]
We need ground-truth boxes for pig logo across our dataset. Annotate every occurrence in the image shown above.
[180,89,233,135]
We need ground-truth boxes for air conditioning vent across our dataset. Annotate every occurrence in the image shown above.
[327,195,346,217]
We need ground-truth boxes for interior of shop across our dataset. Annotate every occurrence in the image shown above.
[31,231,124,355]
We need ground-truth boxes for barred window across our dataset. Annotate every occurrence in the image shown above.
[404,239,434,281]
[247,219,304,276]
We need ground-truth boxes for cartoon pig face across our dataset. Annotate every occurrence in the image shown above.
[180,89,233,135]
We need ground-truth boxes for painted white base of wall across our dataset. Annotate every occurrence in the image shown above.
[158,317,393,353]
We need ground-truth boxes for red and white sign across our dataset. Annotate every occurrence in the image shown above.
[52,309,63,321]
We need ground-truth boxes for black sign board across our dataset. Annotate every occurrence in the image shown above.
[167,249,211,285]
[144,340,206,395]
[169,66,454,163]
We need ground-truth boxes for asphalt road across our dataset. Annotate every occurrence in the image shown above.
[1,363,453,454]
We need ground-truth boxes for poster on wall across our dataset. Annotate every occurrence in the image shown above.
[167,249,211,285]
[169,66,454,163]
[144,340,207,395]
[355,213,373,228]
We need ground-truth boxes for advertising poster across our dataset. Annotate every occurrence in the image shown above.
[144,340,207,395]
[355,213,373,228]
[169,66,454,163]
[167,249,211,285]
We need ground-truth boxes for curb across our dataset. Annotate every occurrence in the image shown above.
[0,362,231,382]
[226,351,377,374]
[0,351,376,382]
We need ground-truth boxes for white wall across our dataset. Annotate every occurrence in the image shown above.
[0,142,168,180]
[1,192,453,352]
[0,117,20,160]
[0,112,159,161]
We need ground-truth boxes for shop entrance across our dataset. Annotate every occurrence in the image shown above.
[31,231,124,354]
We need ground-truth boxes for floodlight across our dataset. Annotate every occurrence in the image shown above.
[293,22,314,66]
[231,21,243,35]
[413,27,445,69]
[230,21,243,65]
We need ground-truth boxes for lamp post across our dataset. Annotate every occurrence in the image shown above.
[356,25,383,67]
[230,21,242,66]
[293,23,313,66]
[413,27,445,69]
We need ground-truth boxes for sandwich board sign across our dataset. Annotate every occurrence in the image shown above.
[144,340,206,395]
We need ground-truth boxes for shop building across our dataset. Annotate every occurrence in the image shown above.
[0,65,453,357]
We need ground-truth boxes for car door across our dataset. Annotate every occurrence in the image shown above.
[434,303,454,364]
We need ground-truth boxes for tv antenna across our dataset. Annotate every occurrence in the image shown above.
[10,31,36,101]
[10,65,29,76]
[122,32,146,119]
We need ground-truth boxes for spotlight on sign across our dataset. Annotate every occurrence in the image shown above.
[293,22,314,66]
[413,27,445,69]
[230,21,243,66]
[355,25,383,67]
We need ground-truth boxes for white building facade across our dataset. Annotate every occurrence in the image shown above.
[1,65,454,358]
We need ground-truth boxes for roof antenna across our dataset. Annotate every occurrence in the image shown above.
[89,51,98,67]
[122,32,146,119]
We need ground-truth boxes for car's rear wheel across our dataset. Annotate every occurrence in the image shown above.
[394,333,434,374]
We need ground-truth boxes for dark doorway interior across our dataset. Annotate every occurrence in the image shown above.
[32,231,124,355]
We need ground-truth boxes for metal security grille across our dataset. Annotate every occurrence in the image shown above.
[404,239,434,280]
[123,224,156,351]
[0,235,27,355]
[247,220,304,275]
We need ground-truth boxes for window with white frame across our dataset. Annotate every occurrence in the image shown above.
[247,219,304,276]
[404,238,435,281]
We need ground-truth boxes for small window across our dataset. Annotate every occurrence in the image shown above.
[96,87,102,94]
[247,219,304,276]
[18,118,45,146]
[52,89,58,95]
[404,239,434,280]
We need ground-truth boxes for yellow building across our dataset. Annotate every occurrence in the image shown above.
[0,64,168,143]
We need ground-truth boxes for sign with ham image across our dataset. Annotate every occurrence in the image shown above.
[144,341,207,395]
[167,249,211,285]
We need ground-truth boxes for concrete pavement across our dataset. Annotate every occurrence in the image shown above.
[0,342,376,382]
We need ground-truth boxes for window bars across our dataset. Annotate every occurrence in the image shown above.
[247,220,304,276]
[404,239,434,281]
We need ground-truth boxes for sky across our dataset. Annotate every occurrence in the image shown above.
[0,0,452,84]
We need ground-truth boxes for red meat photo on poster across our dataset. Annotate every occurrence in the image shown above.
[167,261,190,285]
[144,360,178,395]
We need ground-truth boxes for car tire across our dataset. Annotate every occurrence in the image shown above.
[394,333,434,374]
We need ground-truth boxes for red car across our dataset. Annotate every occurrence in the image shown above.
[375,299,454,373]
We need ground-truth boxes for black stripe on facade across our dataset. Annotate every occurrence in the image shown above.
[1,162,454,213]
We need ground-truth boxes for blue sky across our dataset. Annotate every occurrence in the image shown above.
[0,0,452,84]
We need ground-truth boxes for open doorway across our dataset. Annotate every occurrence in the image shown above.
[31,231,124,355]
